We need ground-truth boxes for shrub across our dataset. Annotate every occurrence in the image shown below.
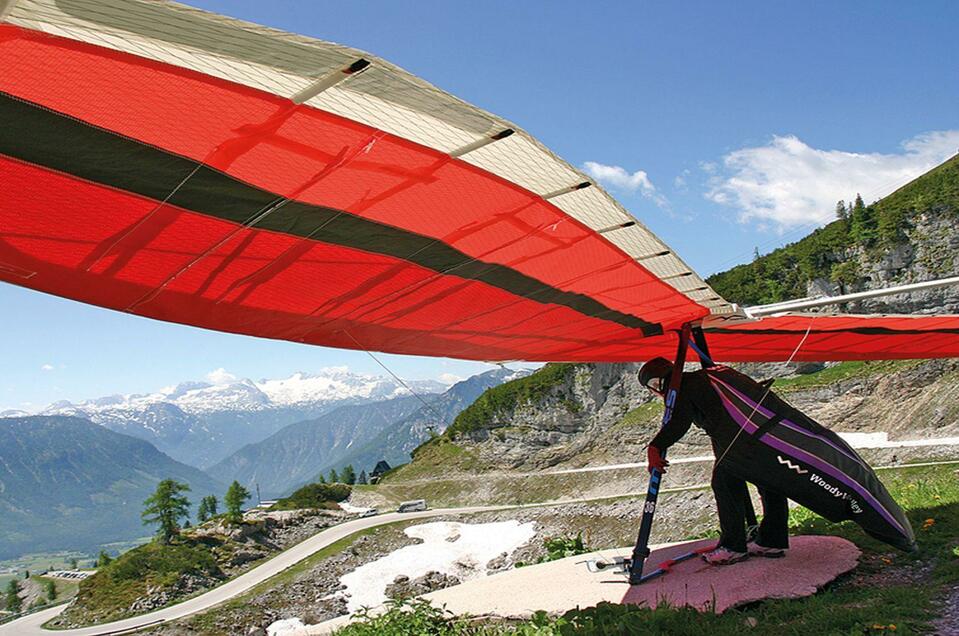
[271,482,352,510]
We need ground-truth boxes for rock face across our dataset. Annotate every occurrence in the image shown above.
[422,353,959,478]
[807,211,959,314]
[453,363,646,470]
[385,571,461,600]
[446,361,830,471]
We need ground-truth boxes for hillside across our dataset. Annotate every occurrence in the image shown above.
[362,357,959,513]
[707,153,959,309]
[0,416,225,558]
[206,396,425,498]
[333,368,531,475]
[208,368,528,497]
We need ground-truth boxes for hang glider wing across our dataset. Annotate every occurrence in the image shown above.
[1,1,957,362]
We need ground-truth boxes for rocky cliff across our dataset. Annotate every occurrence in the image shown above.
[809,209,959,314]
[407,358,959,477]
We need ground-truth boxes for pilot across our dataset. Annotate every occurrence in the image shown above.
[638,357,790,565]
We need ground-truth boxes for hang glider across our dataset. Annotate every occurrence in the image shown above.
[1,0,957,362]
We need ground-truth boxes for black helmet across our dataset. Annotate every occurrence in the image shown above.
[639,357,673,389]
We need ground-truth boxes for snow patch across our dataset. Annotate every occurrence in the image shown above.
[338,501,373,514]
[266,617,307,635]
[338,520,535,613]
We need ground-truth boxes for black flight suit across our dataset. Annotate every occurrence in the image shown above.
[649,370,789,553]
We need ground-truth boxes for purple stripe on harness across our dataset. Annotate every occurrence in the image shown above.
[709,374,864,468]
[715,388,907,536]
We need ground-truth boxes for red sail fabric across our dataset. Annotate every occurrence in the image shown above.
[702,314,959,362]
[0,23,709,362]
[1,22,958,362]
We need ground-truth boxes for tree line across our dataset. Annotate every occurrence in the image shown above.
[316,463,367,485]
[141,479,252,544]
[141,462,378,544]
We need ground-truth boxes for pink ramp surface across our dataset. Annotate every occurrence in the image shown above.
[622,536,861,613]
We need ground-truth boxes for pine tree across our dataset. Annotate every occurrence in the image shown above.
[68,557,78,570]
[5,580,21,613]
[224,481,251,524]
[835,199,848,221]
[317,474,327,484]
[44,579,56,602]
[96,551,112,568]
[142,479,192,544]
[341,465,356,485]
[328,468,340,484]
[358,470,368,485]
[197,494,219,522]
[849,194,877,244]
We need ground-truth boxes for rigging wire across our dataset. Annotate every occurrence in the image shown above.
[342,330,445,424]
[712,316,816,469]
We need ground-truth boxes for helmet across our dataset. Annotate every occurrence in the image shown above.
[639,357,673,389]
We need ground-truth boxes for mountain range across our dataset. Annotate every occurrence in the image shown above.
[207,367,529,496]
[29,368,448,469]
[0,416,225,559]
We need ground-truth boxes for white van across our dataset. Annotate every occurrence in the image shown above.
[397,499,427,513]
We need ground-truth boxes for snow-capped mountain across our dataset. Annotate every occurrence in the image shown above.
[209,367,533,497]
[32,369,448,468]
[42,368,445,417]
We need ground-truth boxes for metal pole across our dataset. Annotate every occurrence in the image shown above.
[628,324,691,585]
[745,275,959,317]
[690,327,758,531]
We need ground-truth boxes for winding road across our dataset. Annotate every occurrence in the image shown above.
[0,506,507,636]
[4,437,957,635]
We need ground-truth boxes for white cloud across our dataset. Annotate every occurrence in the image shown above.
[40,364,54,372]
[205,368,237,385]
[706,131,959,230]
[583,161,670,210]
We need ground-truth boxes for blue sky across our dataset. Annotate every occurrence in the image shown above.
[3,0,958,410]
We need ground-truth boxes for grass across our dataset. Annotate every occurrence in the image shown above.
[772,359,923,392]
[337,461,959,635]
[614,401,663,429]
[53,538,223,626]
[271,482,351,510]
[33,575,79,605]
[391,439,485,481]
